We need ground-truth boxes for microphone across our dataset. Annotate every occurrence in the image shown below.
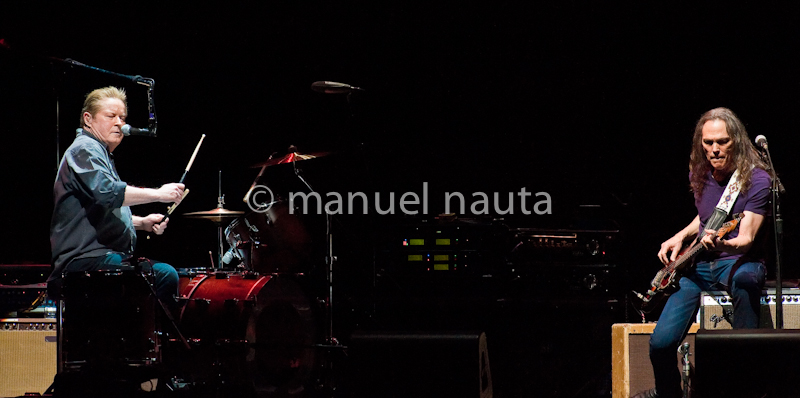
[222,248,238,265]
[755,135,768,150]
[310,81,364,94]
[121,124,156,137]
[755,134,786,193]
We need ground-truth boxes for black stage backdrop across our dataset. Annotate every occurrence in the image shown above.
[1,2,800,397]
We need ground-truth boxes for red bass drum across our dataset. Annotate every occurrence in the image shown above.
[176,271,317,393]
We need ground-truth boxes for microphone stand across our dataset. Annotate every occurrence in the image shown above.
[307,81,367,395]
[60,59,157,165]
[2,46,155,166]
[761,144,785,328]
[64,58,158,134]
[679,342,692,398]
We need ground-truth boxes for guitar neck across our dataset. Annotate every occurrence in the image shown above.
[664,214,741,274]
[667,240,704,272]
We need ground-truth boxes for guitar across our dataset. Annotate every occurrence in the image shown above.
[634,213,744,311]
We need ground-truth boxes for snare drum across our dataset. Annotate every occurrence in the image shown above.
[62,270,159,367]
[176,271,316,390]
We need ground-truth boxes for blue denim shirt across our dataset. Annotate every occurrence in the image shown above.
[49,129,135,281]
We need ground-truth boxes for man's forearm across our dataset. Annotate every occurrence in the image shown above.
[123,186,163,207]
[131,215,145,230]
[675,215,701,243]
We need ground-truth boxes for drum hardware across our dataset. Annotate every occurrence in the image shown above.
[214,271,230,279]
[277,145,344,394]
[223,298,239,306]
[247,217,261,231]
[184,170,244,269]
[241,270,259,279]
[175,267,215,279]
[144,277,192,352]
[281,148,337,342]
[183,298,212,306]
[224,203,311,274]
[308,79,365,392]
[243,151,275,205]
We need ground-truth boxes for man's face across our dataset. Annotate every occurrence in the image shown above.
[84,97,126,152]
[701,119,734,174]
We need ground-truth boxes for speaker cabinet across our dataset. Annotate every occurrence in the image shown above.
[611,323,698,398]
[0,318,57,397]
[695,329,800,397]
[348,331,492,398]
[699,289,800,329]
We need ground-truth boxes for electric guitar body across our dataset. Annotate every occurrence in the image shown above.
[635,213,743,312]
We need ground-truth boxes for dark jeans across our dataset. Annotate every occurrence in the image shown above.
[57,252,179,317]
[650,259,765,398]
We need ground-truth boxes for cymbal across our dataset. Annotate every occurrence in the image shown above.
[184,207,244,222]
[251,151,329,168]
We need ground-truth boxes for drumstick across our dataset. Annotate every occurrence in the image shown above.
[149,135,205,238]
[166,189,190,215]
[180,134,206,184]
[164,134,205,218]
[146,190,189,240]
[147,190,189,240]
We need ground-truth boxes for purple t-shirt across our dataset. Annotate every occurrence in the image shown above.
[694,168,771,262]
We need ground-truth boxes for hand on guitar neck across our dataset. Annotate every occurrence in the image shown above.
[633,213,744,311]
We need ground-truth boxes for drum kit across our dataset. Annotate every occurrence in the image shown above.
[183,149,321,274]
[59,149,337,397]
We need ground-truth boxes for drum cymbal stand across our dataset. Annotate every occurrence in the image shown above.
[292,157,344,395]
[183,171,244,269]
[216,171,224,269]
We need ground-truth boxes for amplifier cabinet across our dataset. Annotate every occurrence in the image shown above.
[695,329,800,397]
[699,289,800,329]
[611,323,699,398]
[0,318,57,397]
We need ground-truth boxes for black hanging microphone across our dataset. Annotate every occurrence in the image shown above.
[310,81,364,94]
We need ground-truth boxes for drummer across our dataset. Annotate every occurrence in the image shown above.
[48,87,185,314]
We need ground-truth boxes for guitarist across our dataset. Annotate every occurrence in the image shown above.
[633,108,772,398]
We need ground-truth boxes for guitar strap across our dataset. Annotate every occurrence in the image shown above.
[705,168,743,231]
[705,168,749,293]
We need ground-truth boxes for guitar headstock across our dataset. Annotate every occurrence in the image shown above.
[718,213,744,237]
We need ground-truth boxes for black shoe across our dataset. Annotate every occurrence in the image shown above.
[631,388,659,398]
